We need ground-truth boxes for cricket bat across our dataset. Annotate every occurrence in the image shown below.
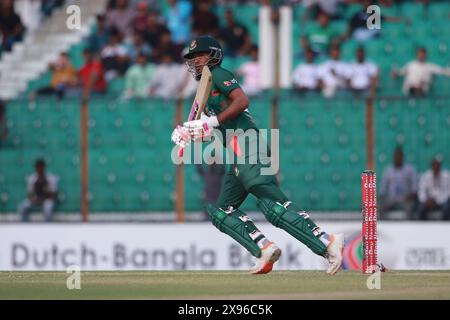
[178,65,212,157]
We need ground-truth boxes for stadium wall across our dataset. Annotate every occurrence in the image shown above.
[1,222,449,271]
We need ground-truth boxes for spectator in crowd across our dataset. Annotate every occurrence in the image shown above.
[302,0,344,20]
[106,0,135,37]
[341,0,404,43]
[379,147,418,220]
[18,158,58,222]
[343,0,380,42]
[192,0,220,37]
[236,45,262,96]
[150,30,184,63]
[418,158,450,221]
[79,48,107,99]
[144,10,169,49]
[196,161,225,221]
[125,32,151,62]
[101,29,130,80]
[0,0,26,52]
[122,52,155,99]
[15,0,42,33]
[292,47,320,92]
[131,1,150,34]
[88,14,111,54]
[217,9,252,57]
[0,100,7,147]
[149,53,184,99]
[166,0,192,45]
[392,47,450,97]
[32,53,78,100]
[317,45,349,98]
[301,10,339,57]
[341,0,402,41]
[347,46,378,98]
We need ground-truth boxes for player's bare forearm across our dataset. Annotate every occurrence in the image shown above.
[216,88,249,124]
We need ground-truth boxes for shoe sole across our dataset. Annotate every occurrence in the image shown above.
[251,248,282,275]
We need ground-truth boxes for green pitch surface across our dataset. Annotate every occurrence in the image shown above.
[1,271,450,299]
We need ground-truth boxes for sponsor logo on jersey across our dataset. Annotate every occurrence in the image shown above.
[224,79,237,87]
[211,89,220,97]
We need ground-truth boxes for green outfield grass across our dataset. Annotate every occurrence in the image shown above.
[1,271,450,300]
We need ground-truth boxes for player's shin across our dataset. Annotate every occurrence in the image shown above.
[256,198,328,256]
[282,201,332,246]
[207,205,269,258]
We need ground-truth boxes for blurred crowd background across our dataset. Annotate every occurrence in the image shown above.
[0,0,449,222]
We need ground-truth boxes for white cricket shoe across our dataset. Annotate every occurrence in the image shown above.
[250,242,282,275]
[326,233,345,275]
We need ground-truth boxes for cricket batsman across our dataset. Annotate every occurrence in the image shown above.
[171,36,344,275]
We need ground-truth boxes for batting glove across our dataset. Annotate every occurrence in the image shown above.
[184,113,219,141]
[171,125,191,148]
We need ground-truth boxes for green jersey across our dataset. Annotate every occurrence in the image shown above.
[205,65,268,161]
[302,23,338,54]
[205,65,258,136]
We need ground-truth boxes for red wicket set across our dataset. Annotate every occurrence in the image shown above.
[361,170,378,274]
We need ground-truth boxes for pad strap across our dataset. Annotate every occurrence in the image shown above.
[207,204,263,257]
[257,198,327,256]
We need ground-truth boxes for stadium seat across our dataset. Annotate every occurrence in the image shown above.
[401,2,425,20]
[427,2,450,20]
[342,4,363,21]
[382,23,406,39]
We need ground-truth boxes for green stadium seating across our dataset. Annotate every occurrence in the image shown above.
[401,2,425,21]
[427,2,450,20]
[375,98,450,173]
[341,40,361,61]
[381,23,406,39]
[0,96,176,213]
[277,96,366,211]
[342,4,362,21]
[25,71,52,95]
[68,43,85,69]
[379,3,400,18]
[1,94,449,213]
[2,1,450,216]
